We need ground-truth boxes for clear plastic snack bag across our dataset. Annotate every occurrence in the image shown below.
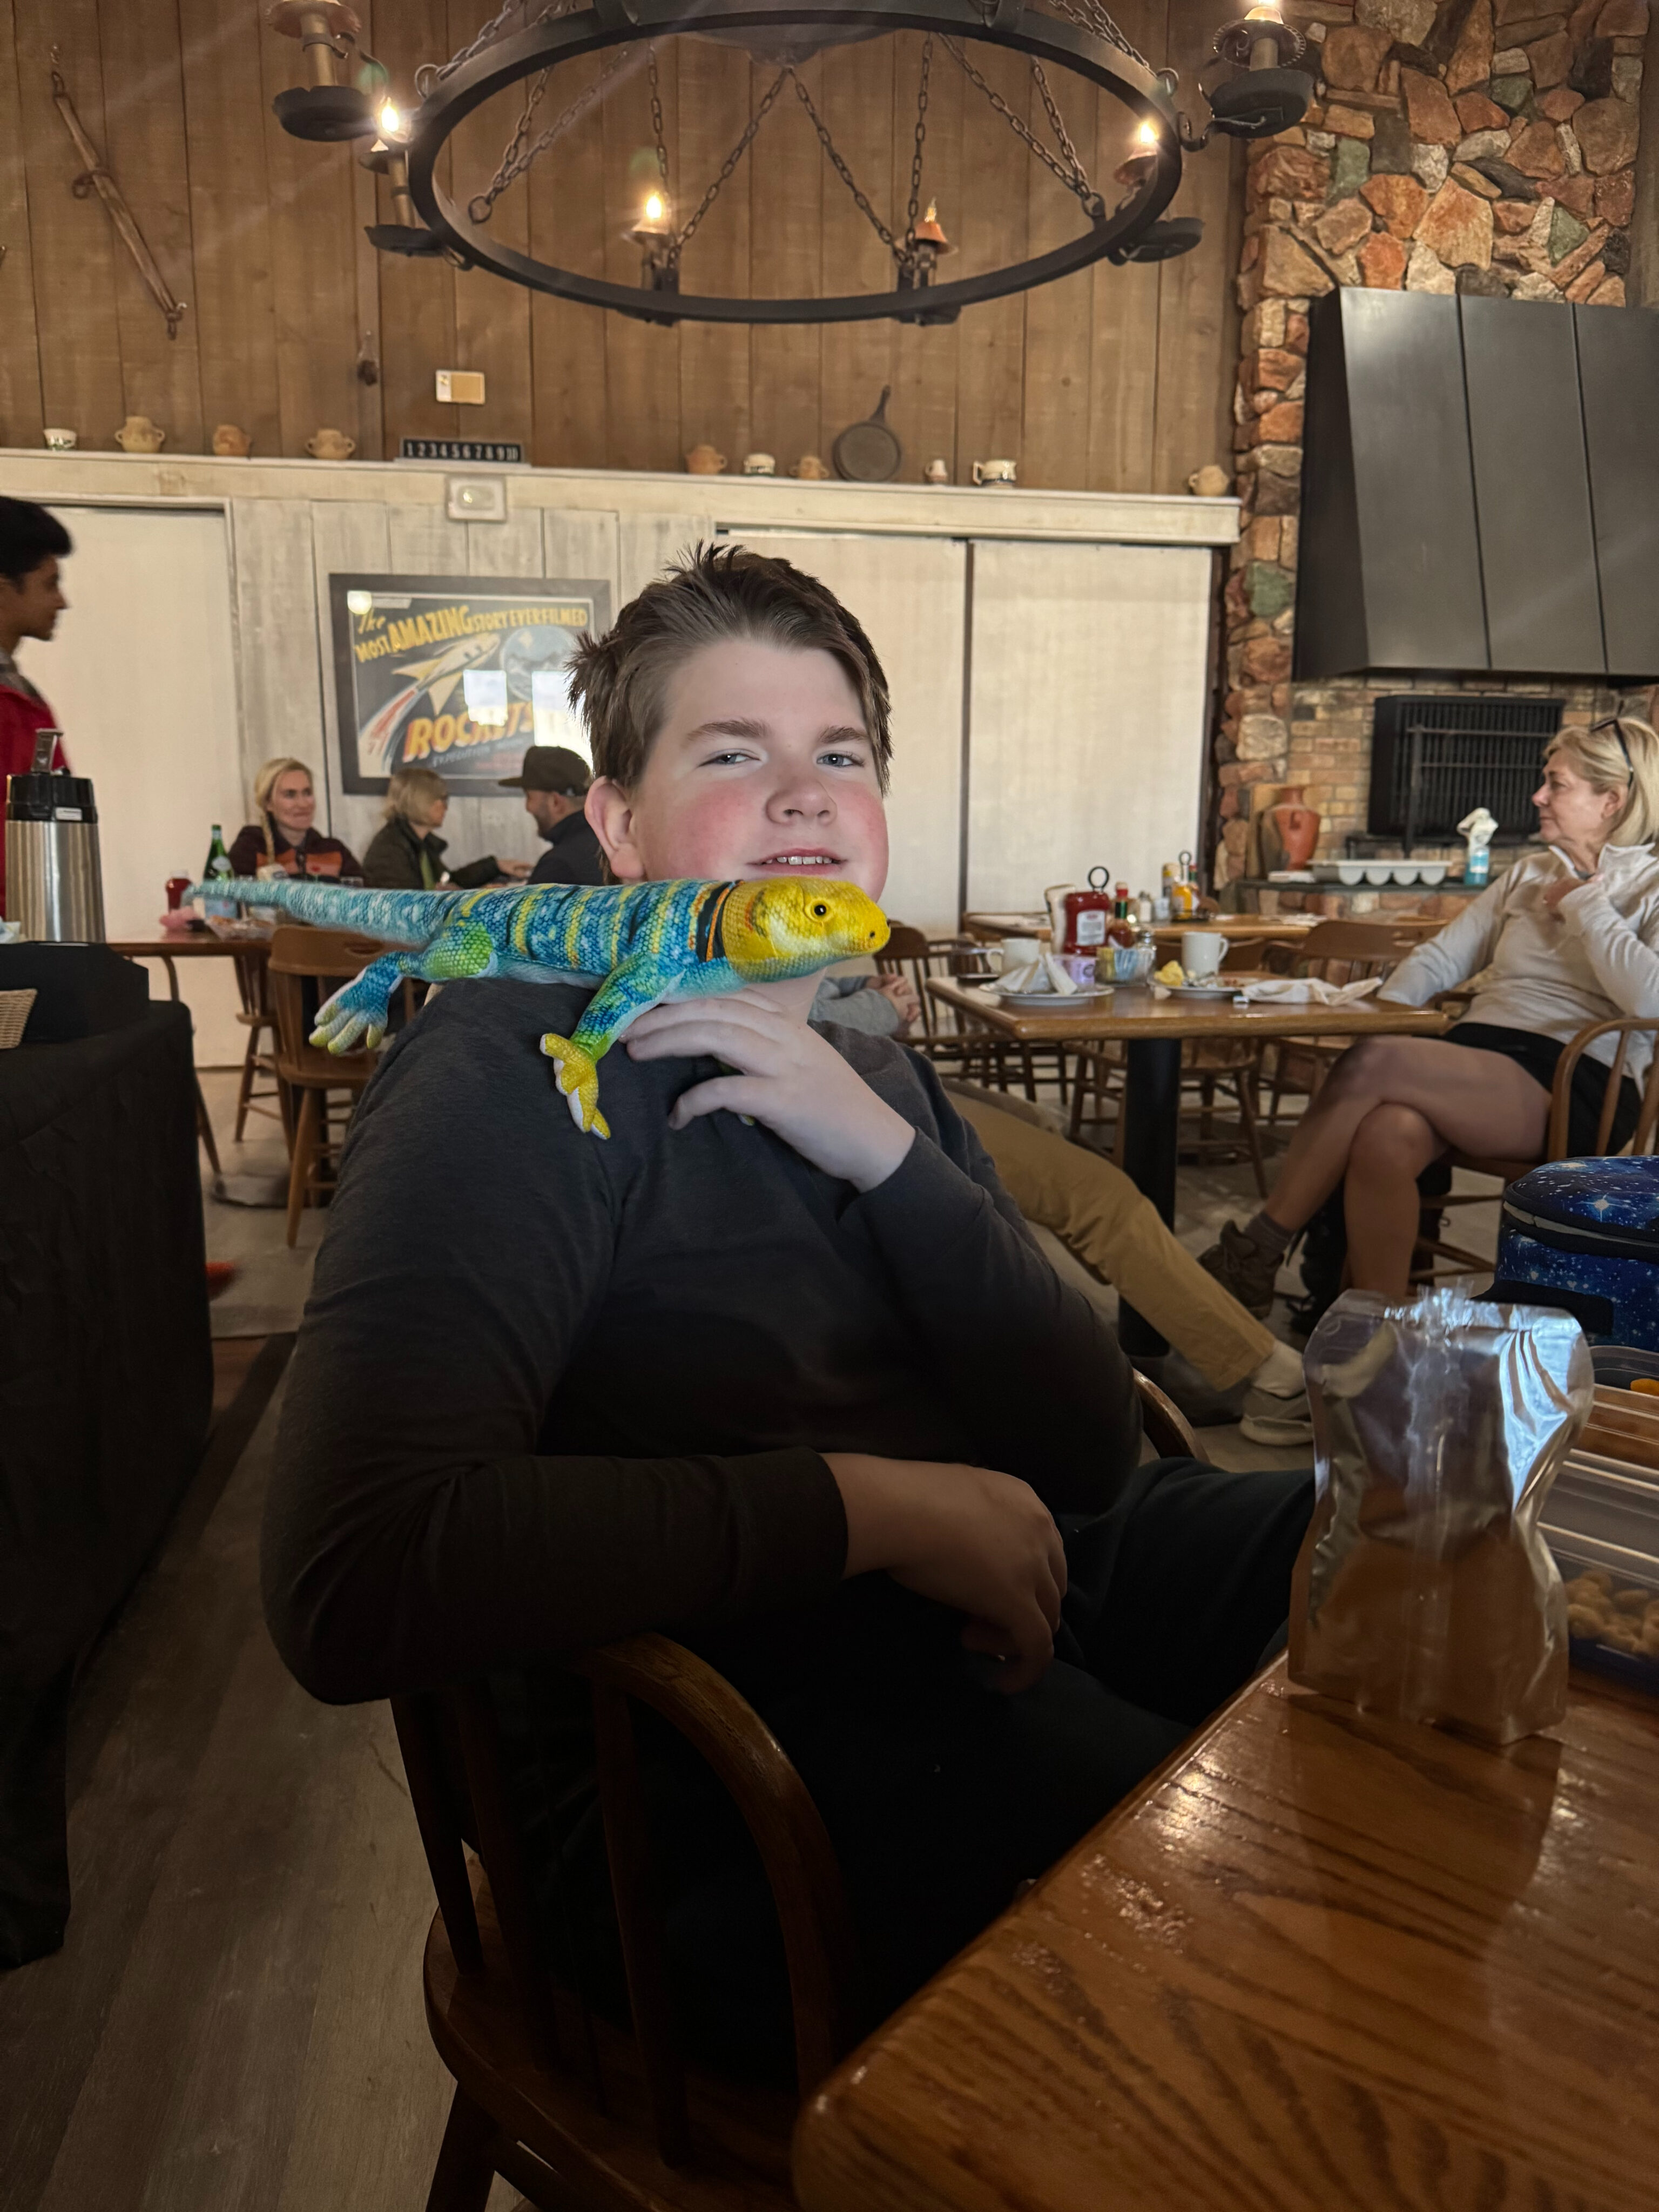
[1289,1291,1592,1744]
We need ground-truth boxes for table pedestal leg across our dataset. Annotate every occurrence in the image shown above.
[1117,1037,1183,1358]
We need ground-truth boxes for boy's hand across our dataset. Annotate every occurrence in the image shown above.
[824,1452,1067,1695]
[624,994,916,1191]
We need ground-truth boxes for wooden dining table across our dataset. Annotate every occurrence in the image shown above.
[107,932,272,1174]
[793,1661,1659,2212]
[927,976,1447,1353]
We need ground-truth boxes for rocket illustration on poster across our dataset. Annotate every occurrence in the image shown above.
[329,573,611,795]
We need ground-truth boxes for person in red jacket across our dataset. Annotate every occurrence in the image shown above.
[0,499,72,912]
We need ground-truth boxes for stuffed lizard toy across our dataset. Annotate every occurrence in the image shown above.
[187,876,890,1138]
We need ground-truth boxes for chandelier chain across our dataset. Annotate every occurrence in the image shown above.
[902,36,933,242]
[648,47,671,189]
[1040,0,1151,71]
[789,72,901,257]
[668,68,791,262]
[1029,60,1087,188]
[941,37,1103,216]
[468,39,629,219]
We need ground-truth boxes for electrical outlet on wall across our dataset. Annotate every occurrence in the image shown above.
[435,369,486,405]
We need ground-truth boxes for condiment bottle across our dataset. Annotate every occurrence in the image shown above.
[1108,879,1136,948]
[1060,866,1113,954]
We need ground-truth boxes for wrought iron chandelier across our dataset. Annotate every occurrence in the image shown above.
[268,0,1311,326]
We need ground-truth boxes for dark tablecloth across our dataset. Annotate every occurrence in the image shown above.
[0,998,211,1965]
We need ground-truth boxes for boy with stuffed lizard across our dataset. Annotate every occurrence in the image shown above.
[264,545,1311,2079]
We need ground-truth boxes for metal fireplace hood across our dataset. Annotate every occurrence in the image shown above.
[1294,288,1659,684]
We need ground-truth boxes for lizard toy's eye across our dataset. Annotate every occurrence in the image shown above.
[812,902,828,917]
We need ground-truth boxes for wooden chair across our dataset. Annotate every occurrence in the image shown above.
[878,922,1065,1100]
[231,946,287,1143]
[266,925,406,1246]
[393,1371,1196,2212]
[1417,1015,1659,1277]
[1263,919,1437,1136]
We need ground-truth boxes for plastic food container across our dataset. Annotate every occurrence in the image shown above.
[1543,1446,1659,1694]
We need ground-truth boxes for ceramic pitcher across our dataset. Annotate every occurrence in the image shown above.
[306,427,355,460]
[115,415,165,453]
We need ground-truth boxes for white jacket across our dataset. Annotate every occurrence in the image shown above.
[1380,844,1659,1088]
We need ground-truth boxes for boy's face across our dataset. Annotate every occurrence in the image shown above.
[588,638,888,899]
[0,556,67,646]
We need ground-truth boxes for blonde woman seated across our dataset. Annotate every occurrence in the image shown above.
[1203,717,1659,1314]
[228,756,361,880]
[361,766,531,892]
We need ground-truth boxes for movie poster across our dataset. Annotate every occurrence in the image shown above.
[329,573,611,795]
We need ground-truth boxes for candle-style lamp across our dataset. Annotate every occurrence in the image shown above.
[1208,0,1311,135]
[628,190,681,314]
[266,0,375,139]
[361,100,447,257]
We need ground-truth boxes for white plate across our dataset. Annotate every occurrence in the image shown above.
[1170,981,1240,999]
[996,988,1114,1011]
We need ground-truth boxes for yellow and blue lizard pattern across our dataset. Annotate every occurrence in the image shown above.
[188,875,889,1138]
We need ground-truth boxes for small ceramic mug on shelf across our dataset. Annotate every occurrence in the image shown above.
[972,457,1016,486]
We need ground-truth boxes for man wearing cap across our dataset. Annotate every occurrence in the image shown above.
[499,744,606,887]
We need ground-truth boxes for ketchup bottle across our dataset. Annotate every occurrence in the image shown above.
[1061,867,1113,954]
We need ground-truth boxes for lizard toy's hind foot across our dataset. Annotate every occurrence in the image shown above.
[312,981,389,1053]
[541,1033,610,1138]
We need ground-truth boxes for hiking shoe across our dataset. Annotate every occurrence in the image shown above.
[1197,1220,1281,1320]
[1240,1382,1313,1447]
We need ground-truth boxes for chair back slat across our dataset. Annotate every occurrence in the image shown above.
[452,1682,565,2069]
[1290,920,1427,988]
[590,1681,693,2166]
[390,1694,483,1974]
[574,1636,859,2095]
[1548,1019,1659,1161]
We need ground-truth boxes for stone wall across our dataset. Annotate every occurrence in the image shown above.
[1212,0,1648,888]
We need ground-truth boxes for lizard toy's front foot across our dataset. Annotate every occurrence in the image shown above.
[312,979,392,1053]
[541,1033,610,1138]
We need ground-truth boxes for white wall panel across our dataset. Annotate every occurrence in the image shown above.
[725,530,966,939]
[964,540,1215,916]
[36,503,245,1060]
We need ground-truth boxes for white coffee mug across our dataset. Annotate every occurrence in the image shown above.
[743,451,775,475]
[43,428,77,451]
[996,934,1043,984]
[1182,929,1230,980]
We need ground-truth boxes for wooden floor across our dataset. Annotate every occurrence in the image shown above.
[0,1341,526,2212]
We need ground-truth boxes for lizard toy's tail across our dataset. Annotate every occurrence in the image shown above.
[185,878,462,947]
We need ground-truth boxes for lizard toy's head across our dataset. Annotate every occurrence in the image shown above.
[722,878,890,977]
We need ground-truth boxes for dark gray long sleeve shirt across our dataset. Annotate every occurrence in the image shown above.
[261,981,1142,1704]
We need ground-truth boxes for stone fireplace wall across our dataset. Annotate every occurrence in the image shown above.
[1213,0,1648,889]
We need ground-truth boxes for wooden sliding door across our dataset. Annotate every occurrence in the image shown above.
[724,530,967,939]
[963,538,1215,915]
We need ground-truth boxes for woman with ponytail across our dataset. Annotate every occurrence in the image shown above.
[1202,715,1659,1317]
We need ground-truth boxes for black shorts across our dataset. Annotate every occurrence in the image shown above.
[1444,1021,1641,1156]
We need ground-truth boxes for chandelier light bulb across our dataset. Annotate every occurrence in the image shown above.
[379,99,402,136]
[1136,120,1159,145]
[643,191,665,224]
[1244,1,1282,16]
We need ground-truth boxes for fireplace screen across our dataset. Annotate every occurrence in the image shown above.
[1367,695,1564,853]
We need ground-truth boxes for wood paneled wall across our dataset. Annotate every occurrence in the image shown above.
[0,0,1242,493]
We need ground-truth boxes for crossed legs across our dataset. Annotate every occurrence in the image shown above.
[1260,1037,1552,1296]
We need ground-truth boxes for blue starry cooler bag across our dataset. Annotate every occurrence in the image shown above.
[1493,1157,1659,1348]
